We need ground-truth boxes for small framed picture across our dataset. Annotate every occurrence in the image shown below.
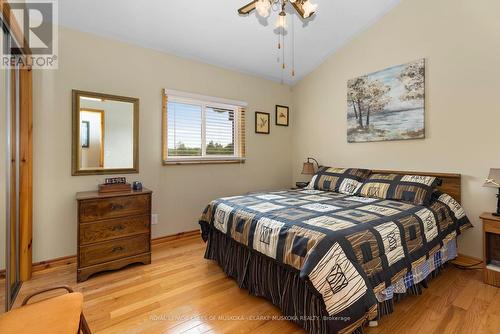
[81,120,89,148]
[275,105,289,126]
[255,112,270,134]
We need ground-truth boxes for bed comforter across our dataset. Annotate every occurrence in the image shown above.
[199,188,471,333]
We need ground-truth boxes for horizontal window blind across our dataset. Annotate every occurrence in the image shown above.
[162,90,246,163]
[205,107,235,156]
[167,102,202,157]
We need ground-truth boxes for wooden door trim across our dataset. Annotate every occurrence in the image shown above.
[80,108,105,168]
[9,67,17,288]
[19,66,32,281]
[0,1,31,55]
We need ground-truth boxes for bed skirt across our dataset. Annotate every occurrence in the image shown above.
[201,223,454,334]
[203,223,334,333]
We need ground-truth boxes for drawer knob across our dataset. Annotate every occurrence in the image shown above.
[112,224,125,231]
[110,203,124,211]
[112,246,124,253]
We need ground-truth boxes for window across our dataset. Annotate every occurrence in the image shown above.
[162,90,246,164]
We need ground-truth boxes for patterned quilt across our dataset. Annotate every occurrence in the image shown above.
[199,188,471,332]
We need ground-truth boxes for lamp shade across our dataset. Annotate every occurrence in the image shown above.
[301,162,315,175]
[484,168,500,188]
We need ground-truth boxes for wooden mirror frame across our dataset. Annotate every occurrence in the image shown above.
[72,90,139,176]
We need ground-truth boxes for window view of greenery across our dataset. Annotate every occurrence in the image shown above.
[167,102,235,157]
[205,107,234,156]
[167,102,202,156]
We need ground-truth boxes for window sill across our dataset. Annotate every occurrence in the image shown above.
[163,158,246,166]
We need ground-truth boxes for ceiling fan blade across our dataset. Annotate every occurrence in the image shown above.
[292,2,315,19]
[238,1,258,15]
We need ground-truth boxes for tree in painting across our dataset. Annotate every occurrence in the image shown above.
[399,61,425,101]
[347,77,366,127]
[347,59,425,143]
[348,78,391,129]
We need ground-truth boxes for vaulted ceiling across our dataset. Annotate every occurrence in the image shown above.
[59,0,401,85]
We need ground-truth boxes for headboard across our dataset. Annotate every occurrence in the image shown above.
[372,169,461,204]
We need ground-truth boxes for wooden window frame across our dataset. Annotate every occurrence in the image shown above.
[162,89,247,165]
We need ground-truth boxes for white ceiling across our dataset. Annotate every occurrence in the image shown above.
[59,0,401,85]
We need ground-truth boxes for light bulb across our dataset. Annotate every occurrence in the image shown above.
[302,1,318,18]
[255,0,271,18]
[275,12,287,29]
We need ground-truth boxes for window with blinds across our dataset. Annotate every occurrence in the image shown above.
[162,90,246,164]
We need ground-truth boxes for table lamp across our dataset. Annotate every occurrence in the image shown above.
[301,157,320,175]
[296,157,320,189]
[484,168,500,216]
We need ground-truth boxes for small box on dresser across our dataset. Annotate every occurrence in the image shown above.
[76,188,152,282]
[480,212,500,288]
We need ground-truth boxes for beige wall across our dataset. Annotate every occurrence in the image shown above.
[32,27,293,262]
[291,0,500,258]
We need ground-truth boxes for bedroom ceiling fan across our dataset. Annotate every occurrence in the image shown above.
[238,0,318,19]
[238,0,318,81]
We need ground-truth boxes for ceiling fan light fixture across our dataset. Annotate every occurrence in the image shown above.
[302,1,318,18]
[276,11,287,29]
[255,0,271,17]
[237,0,318,79]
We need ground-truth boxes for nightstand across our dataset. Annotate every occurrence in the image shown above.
[480,213,500,287]
[295,181,309,189]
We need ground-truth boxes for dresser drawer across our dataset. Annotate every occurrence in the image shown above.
[484,219,500,234]
[79,215,150,245]
[79,234,150,267]
[79,194,150,223]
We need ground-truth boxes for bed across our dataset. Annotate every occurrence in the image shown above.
[199,169,472,334]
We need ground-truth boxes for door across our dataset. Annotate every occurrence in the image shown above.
[0,26,6,312]
[1,26,22,312]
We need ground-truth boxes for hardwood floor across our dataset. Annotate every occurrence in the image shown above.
[2,235,500,333]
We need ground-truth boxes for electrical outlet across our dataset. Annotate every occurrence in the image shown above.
[151,214,158,225]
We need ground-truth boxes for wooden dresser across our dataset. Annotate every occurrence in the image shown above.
[76,188,152,282]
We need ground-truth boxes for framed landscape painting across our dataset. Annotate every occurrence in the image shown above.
[347,59,425,143]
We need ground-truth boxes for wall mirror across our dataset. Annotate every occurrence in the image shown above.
[72,90,139,175]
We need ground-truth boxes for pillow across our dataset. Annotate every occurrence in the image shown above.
[358,173,439,205]
[311,167,372,195]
